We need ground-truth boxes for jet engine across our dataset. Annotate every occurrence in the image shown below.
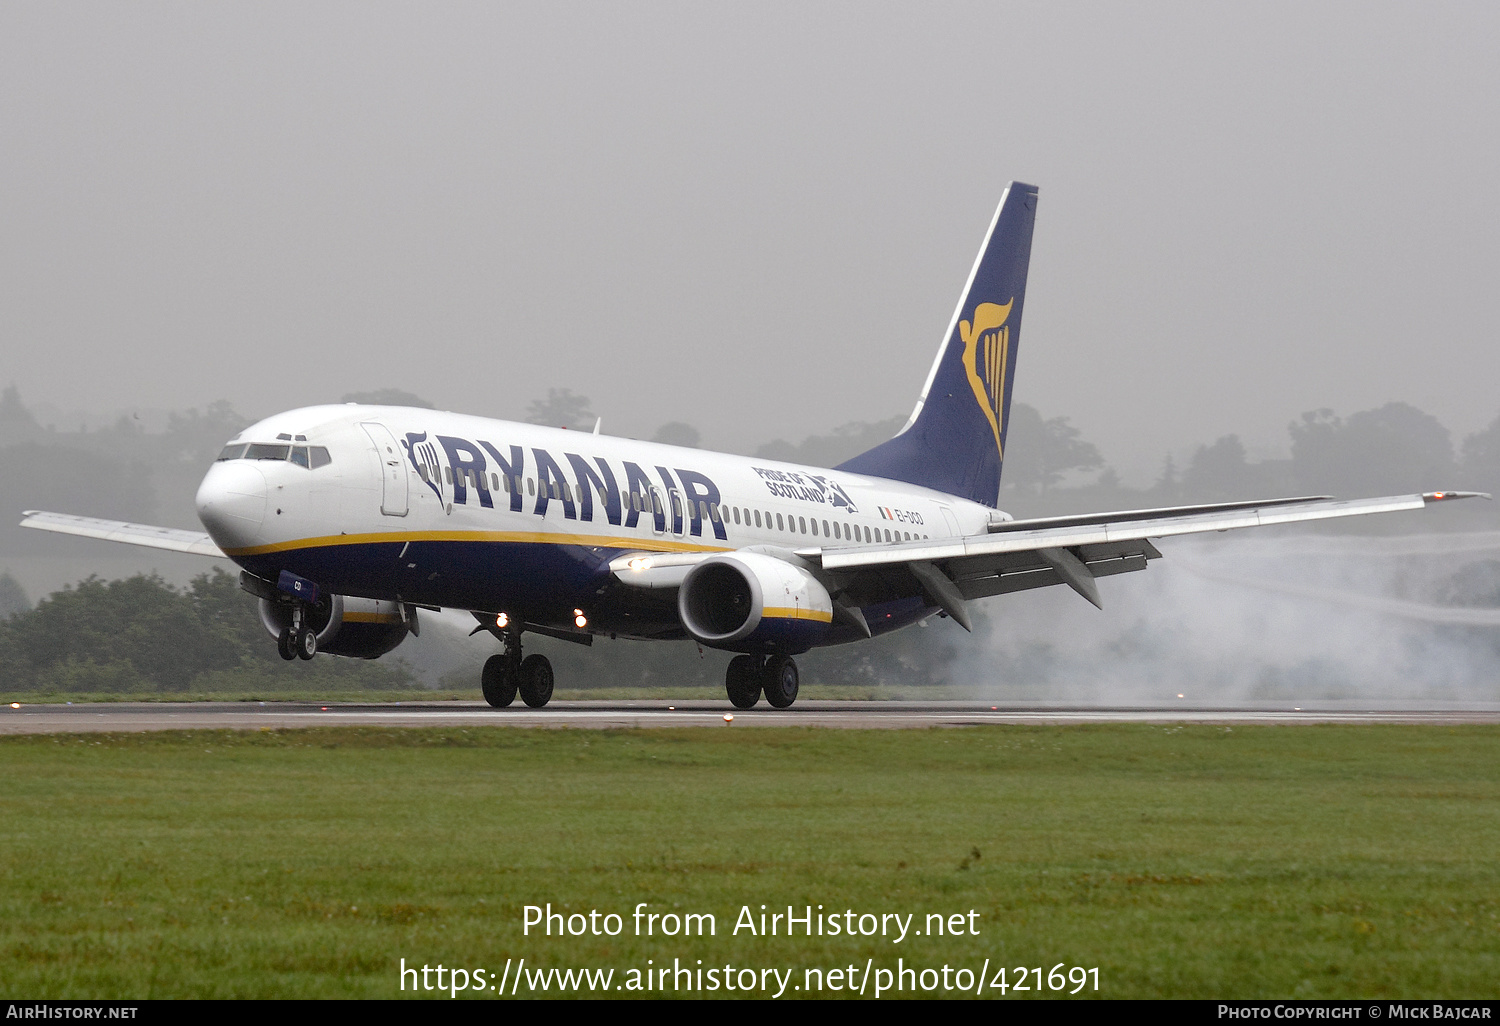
[677,551,833,653]
[257,594,414,659]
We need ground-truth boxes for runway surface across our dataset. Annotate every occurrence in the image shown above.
[4,700,1499,733]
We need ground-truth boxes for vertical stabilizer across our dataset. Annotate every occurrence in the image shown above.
[837,183,1038,506]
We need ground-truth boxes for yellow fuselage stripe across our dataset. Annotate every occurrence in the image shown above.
[222,529,731,558]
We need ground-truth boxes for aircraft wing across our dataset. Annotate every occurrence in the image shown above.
[19,510,227,558]
[797,491,1490,630]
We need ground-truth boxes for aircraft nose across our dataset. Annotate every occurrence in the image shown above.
[196,462,268,548]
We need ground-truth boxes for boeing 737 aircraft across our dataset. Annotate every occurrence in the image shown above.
[20,183,1487,709]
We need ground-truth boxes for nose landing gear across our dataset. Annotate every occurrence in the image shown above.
[276,602,319,661]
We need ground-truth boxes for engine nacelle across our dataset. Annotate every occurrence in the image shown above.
[677,551,833,653]
[258,594,413,659]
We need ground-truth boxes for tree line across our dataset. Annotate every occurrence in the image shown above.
[0,568,410,694]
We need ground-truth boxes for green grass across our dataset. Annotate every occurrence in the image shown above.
[1,724,1497,999]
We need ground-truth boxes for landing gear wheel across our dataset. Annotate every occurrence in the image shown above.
[762,655,799,709]
[518,654,554,708]
[725,655,761,709]
[277,629,297,661]
[296,627,318,660]
[481,654,518,708]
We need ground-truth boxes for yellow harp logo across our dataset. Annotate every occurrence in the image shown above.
[959,299,1013,459]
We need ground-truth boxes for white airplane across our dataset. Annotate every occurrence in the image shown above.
[20,183,1487,709]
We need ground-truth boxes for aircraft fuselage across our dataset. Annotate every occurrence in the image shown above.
[195,405,992,648]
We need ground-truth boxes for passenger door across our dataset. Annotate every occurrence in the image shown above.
[361,422,409,517]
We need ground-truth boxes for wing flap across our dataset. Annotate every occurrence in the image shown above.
[19,510,225,558]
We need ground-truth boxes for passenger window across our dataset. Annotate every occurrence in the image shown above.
[810,519,818,536]
[310,446,331,469]
[443,466,452,484]
[753,510,762,528]
[864,526,872,543]
[733,507,741,525]
[776,513,784,531]
[710,504,721,523]
[527,478,535,496]
[798,516,806,534]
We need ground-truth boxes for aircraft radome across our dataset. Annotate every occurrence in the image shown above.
[21,183,1489,710]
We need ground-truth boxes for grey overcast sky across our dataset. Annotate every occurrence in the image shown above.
[3,2,1498,482]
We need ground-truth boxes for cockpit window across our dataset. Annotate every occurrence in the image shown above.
[218,441,333,469]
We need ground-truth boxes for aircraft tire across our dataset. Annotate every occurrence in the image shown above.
[481,654,518,707]
[519,654,554,708]
[277,629,297,661]
[762,655,799,709]
[296,627,318,660]
[725,655,761,709]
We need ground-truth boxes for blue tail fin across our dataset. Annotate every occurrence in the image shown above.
[837,183,1038,506]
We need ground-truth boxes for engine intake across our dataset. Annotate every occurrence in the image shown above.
[677,552,833,653]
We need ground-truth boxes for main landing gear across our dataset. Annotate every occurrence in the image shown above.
[276,603,318,662]
[725,654,799,710]
[482,628,554,708]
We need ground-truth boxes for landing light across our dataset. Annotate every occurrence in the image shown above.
[574,609,588,629]
[626,557,651,571]
[9,703,18,709]
[496,612,509,629]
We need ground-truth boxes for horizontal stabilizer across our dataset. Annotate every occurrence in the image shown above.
[19,510,225,558]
